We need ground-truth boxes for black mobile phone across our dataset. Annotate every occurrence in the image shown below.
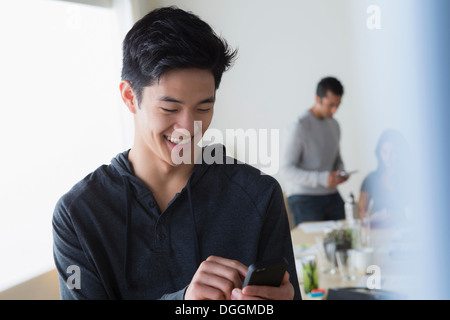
[242,257,288,288]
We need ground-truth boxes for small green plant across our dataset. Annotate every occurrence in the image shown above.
[302,258,318,293]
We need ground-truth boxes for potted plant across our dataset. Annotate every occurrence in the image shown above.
[323,228,353,263]
[301,256,318,294]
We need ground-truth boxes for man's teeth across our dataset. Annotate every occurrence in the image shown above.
[165,135,191,145]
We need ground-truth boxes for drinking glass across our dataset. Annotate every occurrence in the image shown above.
[335,249,356,281]
[315,236,336,274]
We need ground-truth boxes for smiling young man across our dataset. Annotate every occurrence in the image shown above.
[52,6,301,300]
[281,77,349,225]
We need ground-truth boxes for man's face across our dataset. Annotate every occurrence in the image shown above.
[315,91,342,119]
[133,68,215,167]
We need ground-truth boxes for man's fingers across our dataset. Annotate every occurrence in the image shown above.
[186,282,226,300]
[206,256,248,279]
[185,256,249,300]
[242,285,271,299]
[202,260,244,289]
[231,288,264,300]
[281,271,290,284]
[194,270,236,300]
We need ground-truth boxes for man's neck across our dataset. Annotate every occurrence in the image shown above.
[309,105,324,119]
[128,143,194,193]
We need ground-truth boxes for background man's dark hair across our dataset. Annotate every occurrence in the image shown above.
[121,6,237,105]
[316,77,344,98]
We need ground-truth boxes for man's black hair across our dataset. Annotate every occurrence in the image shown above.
[121,6,237,105]
[316,77,344,98]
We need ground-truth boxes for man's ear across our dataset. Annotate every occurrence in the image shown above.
[315,95,321,105]
[120,80,138,114]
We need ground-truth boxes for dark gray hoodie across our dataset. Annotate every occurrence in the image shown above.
[52,145,301,299]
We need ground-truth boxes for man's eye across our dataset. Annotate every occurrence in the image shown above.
[162,108,177,113]
[198,108,211,112]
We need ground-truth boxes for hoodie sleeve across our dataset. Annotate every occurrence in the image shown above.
[52,196,109,300]
[256,181,302,300]
[159,286,188,300]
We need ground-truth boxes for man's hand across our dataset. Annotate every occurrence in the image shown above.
[185,256,248,300]
[230,272,294,300]
[328,170,349,188]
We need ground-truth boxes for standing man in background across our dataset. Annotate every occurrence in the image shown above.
[281,77,349,226]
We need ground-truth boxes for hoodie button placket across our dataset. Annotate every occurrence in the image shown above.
[155,222,169,251]
[158,233,166,241]
[155,211,169,252]
[143,196,168,251]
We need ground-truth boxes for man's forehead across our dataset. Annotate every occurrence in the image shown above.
[144,68,215,89]
[324,90,342,99]
[323,92,342,105]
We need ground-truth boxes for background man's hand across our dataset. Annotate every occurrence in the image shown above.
[328,170,349,188]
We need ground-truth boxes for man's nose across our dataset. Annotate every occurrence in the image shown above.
[174,110,195,136]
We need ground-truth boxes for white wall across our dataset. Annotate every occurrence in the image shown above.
[0,0,130,291]
[133,0,374,200]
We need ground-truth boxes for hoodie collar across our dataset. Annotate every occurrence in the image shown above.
[110,145,226,195]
